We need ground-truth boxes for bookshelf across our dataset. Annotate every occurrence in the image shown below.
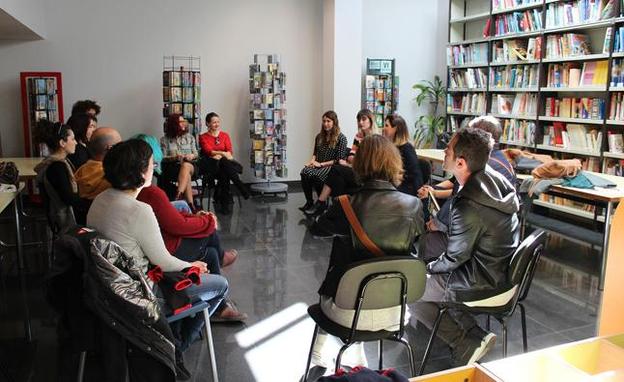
[363,58,398,127]
[445,0,624,221]
[248,54,288,196]
[20,72,64,157]
[162,56,201,136]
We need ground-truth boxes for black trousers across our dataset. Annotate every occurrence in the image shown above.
[199,157,247,203]
[325,164,359,197]
[301,174,324,203]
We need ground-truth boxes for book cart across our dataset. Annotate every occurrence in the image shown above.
[248,54,288,197]
[446,0,624,222]
[162,56,201,136]
[363,58,399,127]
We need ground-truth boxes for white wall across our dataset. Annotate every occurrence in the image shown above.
[362,0,448,135]
[0,0,323,181]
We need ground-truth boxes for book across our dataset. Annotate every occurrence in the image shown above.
[608,133,624,153]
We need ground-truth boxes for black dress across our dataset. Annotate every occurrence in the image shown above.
[396,142,423,197]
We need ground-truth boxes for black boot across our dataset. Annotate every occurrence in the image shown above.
[174,349,191,380]
[304,200,327,216]
[299,201,314,212]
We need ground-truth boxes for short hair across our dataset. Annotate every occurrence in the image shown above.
[356,109,379,135]
[452,127,493,173]
[385,114,410,146]
[34,120,72,151]
[71,100,101,116]
[352,135,404,186]
[103,139,152,190]
[469,115,502,142]
[66,113,96,143]
[164,113,183,138]
[205,112,219,125]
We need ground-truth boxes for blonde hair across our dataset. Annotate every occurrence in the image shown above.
[386,114,410,146]
[316,110,341,148]
[353,135,404,186]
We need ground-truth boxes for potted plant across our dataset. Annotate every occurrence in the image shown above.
[412,75,446,149]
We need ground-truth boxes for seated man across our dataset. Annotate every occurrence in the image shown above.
[411,127,520,366]
[75,127,122,200]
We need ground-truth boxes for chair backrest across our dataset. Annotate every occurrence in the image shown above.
[507,229,548,302]
[418,158,432,186]
[334,256,426,310]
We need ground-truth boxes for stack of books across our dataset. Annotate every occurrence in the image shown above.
[608,93,624,120]
[545,0,616,29]
[544,97,606,119]
[494,9,543,36]
[545,60,608,87]
[544,33,591,58]
[495,93,538,116]
[542,122,602,152]
[449,68,488,88]
[490,64,539,88]
[446,43,488,66]
[447,93,486,114]
[501,119,536,144]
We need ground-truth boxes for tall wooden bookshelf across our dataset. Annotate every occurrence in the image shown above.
[446,0,624,220]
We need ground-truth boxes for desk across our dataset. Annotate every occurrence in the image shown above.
[1,157,43,180]
[416,149,624,290]
[0,183,32,341]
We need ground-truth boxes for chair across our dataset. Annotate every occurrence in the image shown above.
[302,256,427,381]
[200,172,242,211]
[77,301,219,382]
[419,229,548,375]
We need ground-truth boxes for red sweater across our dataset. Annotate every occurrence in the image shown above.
[199,131,233,156]
[137,185,216,254]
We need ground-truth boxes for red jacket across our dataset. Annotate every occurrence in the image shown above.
[198,131,233,156]
[137,185,216,254]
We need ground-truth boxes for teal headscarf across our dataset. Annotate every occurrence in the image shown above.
[131,134,163,175]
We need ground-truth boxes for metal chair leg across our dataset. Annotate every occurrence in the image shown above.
[419,307,446,376]
[519,303,528,353]
[395,337,416,378]
[77,351,86,382]
[486,315,491,331]
[303,325,319,382]
[335,343,353,373]
[502,322,508,358]
[378,340,383,370]
[202,308,219,382]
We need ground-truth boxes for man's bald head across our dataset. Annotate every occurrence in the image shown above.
[88,127,122,161]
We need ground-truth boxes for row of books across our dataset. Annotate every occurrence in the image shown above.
[162,87,200,103]
[607,132,624,153]
[605,158,624,175]
[545,33,592,59]
[449,68,488,89]
[491,37,542,62]
[542,122,602,152]
[446,43,488,66]
[495,93,538,116]
[607,92,624,120]
[544,0,616,29]
[492,0,541,12]
[365,75,394,89]
[447,93,486,114]
[612,26,624,52]
[610,58,624,88]
[448,115,471,132]
[494,9,543,36]
[501,119,536,145]
[545,61,608,87]
[544,97,606,119]
[28,78,57,95]
[489,64,539,88]
[163,103,201,120]
[162,70,200,87]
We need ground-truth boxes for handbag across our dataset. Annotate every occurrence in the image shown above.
[531,159,582,179]
[0,161,19,185]
[338,195,385,257]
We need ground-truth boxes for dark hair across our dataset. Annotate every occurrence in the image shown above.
[34,120,72,151]
[66,113,95,143]
[164,113,184,138]
[385,114,410,146]
[103,139,153,190]
[316,110,341,148]
[205,112,219,125]
[71,100,101,116]
[452,127,493,173]
[469,116,502,142]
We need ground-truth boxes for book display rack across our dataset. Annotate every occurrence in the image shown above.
[447,0,624,220]
[248,54,288,196]
[162,56,201,136]
[20,72,64,157]
[363,58,399,127]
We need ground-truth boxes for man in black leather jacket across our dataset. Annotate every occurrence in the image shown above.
[412,127,520,366]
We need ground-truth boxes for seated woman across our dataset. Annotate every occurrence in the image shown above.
[304,109,377,216]
[309,135,425,370]
[160,113,199,210]
[382,114,424,196]
[299,110,348,212]
[34,120,89,229]
[87,139,229,378]
[67,113,97,169]
[198,112,250,214]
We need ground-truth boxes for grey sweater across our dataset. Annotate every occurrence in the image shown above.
[87,188,190,274]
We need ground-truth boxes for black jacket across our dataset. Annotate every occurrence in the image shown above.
[396,142,424,196]
[315,180,425,297]
[427,167,520,302]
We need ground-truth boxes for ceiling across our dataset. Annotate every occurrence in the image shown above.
[0,8,42,40]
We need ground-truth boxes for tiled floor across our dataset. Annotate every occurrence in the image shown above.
[0,191,600,381]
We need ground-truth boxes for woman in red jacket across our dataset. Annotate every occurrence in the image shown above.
[137,184,246,323]
[198,112,250,214]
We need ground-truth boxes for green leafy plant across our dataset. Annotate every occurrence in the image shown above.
[412,75,446,148]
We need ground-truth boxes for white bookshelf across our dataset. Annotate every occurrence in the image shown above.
[538,116,604,125]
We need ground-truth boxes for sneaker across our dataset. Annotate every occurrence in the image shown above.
[304,201,327,216]
[211,300,248,323]
[299,201,314,212]
[452,330,496,366]
[222,249,238,267]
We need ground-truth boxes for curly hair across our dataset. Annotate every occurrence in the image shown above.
[103,139,153,190]
[164,113,185,138]
[353,135,404,186]
[34,120,72,151]
[316,110,341,148]
[71,99,101,116]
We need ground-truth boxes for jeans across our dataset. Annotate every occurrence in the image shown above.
[174,237,221,275]
[171,200,192,214]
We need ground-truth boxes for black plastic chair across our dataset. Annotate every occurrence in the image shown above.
[419,229,548,375]
[302,256,427,380]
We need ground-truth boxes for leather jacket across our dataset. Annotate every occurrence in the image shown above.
[427,166,520,302]
[316,180,425,297]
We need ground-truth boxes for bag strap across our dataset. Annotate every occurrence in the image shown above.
[338,195,385,257]
[490,156,515,180]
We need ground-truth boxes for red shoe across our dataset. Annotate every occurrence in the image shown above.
[222,249,238,267]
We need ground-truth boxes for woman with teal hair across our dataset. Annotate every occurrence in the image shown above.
[132,134,163,175]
